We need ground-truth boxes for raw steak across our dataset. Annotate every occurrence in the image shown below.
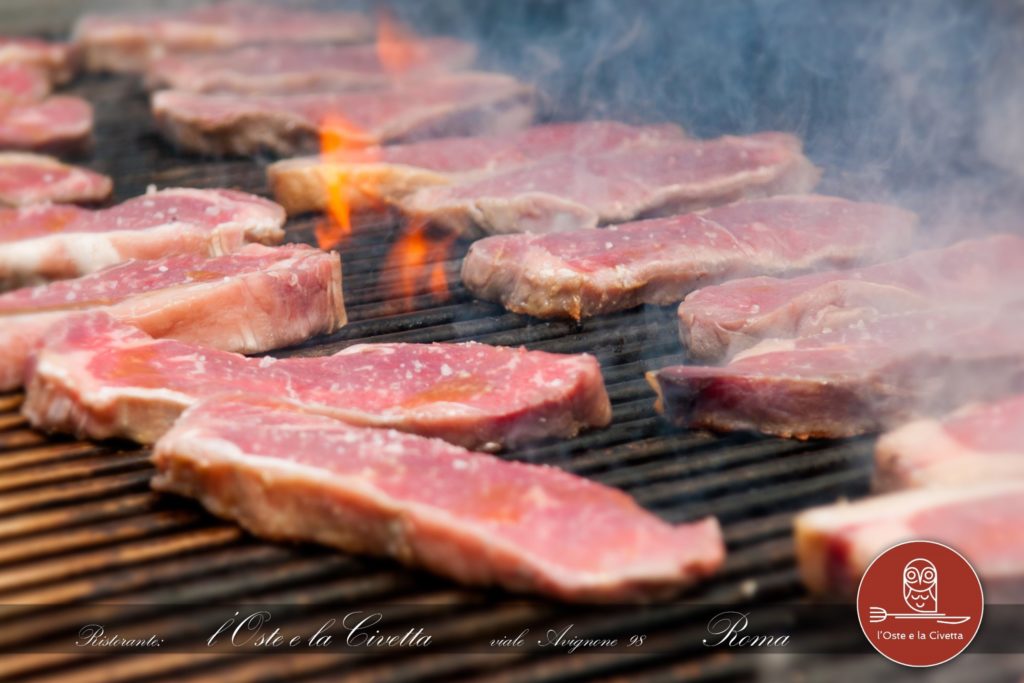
[152,72,535,156]
[462,195,916,320]
[875,395,1024,491]
[0,243,345,391]
[0,63,50,103]
[679,234,1024,362]
[145,38,477,93]
[0,152,111,206]
[73,4,372,73]
[0,96,93,153]
[401,132,820,237]
[0,37,78,84]
[23,312,611,448]
[152,394,724,602]
[648,309,1024,439]
[0,187,285,289]
[268,121,687,215]
[795,482,1024,599]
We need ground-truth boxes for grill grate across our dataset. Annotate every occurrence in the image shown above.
[0,72,884,682]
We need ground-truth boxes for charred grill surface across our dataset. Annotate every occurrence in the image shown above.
[0,73,880,682]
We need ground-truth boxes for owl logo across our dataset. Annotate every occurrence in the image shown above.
[903,558,938,613]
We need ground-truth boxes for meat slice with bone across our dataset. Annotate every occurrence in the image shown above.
[0,96,93,153]
[0,37,78,84]
[268,121,688,216]
[152,394,723,602]
[23,312,611,449]
[152,72,535,157]
[678,234,1024,362]
[795,482,1024,600]
[462,195,916,320]
[874,395,1024,492]
[145,38,478,94]
[73,4,373,73]
[0,244,345,391]
[0,187,285,289]
[0,63,51,103]
[649,308,1024,439]
[0,153,111,206]
[400,132,820,237]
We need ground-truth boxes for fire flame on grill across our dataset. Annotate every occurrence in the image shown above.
[375,9,421,73]
[314,11,422,251]
[315,10,453,300]
[383,219,456,307]
[314,114,365,250]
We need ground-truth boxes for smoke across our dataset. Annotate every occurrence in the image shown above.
[376,0,1023,240]
[98,0,1024,239]
[366,0,1024,428]
[68,0,1024,235]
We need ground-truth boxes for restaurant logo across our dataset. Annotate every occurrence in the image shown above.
[857,540,983,667]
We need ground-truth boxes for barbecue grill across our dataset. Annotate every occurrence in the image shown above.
[0,70,878,683]
[2,2,1023,681]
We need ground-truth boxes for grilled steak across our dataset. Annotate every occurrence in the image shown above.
[0,244,344,391]
[152,394,724,602]
[145,38,477,94]
[0,37,78,84]
[796,482,1024,599]
[0,96,93,153]
[268,121,687,215]
[23,312,611,448]
[0,63,51,102]
[679,235,1024,362]
[462,195,916,320]
[73,4,372,73]
[401,132,820,237]
[0,152,111,206]
[875,395,1024,491]
[152,72,535,157]
[0,187,285,289]
[649,309,1024,439]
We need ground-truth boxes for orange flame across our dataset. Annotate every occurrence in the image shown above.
[312,11,422,250]
[375,8,421,74]
[315,113,367,250]
[383,220,456,308]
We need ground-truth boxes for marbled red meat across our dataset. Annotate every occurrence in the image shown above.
[152,394,723,602]
[0,96,93,153]
[462,195,916,320]
[268,121,687,215]
[875,395,1024,491]
[0,187,285,289]
[649,309,1024,439]
[0,152,111,206]
[0,37,78,84]
[152,72,535,156]
[73,4,372,73]
[146,38,477,93]
[679,234,1024,361]
[23,312,611,448]
[0,243,345,391]
[402,132,820,237]
[796,483,1024,599]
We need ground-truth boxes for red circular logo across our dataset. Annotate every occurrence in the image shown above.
[857,540,983,667]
